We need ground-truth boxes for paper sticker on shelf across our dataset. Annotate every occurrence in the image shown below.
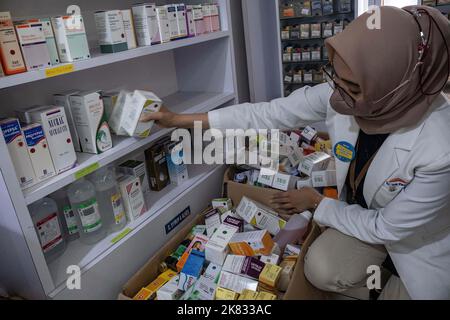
[45,63,75,78]
[111,228,132,244]
[74,162,100,180]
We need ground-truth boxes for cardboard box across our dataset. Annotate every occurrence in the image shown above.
[120,9,137,50]
[0,118,36,188]
[118,159,150,196]
[69,91,113,154]
[132,3,160,46]
[94,10,128,53]
[0,12,26,75]
[156,6,171,43]
[176,4,188,38]
[186,6,196,37]
[28,107,77,174]
[15,22,51,70]
[22,123,56,182]
[53,90,82,152]
[205,224,237,266]
[118,175,147,222]
[119,203,326,300]
[165,5,179,40]
[51,15,90,63]
[192,5,205,36]
[145,142,170,191]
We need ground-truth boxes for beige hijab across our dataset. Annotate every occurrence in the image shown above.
[326,5,450,134]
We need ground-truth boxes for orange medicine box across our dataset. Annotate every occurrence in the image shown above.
[228,230,274,256]
[0,12,26,75]
[133,269,177,300]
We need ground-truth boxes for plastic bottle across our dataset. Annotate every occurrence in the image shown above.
[29,198,66,263]
[52,189,80,242]
[67,178,106,245]
[89,167,127,233]
[273,211,312,251]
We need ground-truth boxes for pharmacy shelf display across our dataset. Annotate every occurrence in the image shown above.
[279,0,355,96]
[0,0,237,299]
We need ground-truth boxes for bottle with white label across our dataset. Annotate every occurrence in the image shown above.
[29,198,66,263]
[89,166,127,233]
[51,189,80,242]
[67,178,106,244]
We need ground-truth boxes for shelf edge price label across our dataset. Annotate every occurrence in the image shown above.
[74,162,100,180]
[111,228,133,244]
[45,63,75,78]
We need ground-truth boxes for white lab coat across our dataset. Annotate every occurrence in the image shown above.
[208,83,450,299]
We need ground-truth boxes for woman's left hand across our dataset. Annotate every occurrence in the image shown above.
[270,187,324,216]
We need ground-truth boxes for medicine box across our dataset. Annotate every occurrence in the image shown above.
[203,263,222,283]
[176,234,209,271]
[212,198,233,213]
[22,123,56,183]
[39,18,60,65]
[121,90,162,138]
[15,22,51,70]
[0,60,4,76]
[165,4,179,40]
[0,118,36,189]
[15,105,50,124]
[176,4,188,38]
[179,250,205,291]
[184,276,217,300]
[0,12,26,75]
[205,224,237,266]
[228,230,274,256]
[202,5,213,34]
[120,9,137,49]
[51,15,90,63]
[236,196,286,236]
[222,255,266,280]
[312,166,337,187]
[186,6,196,37]
[156,275,182,300]
[215,287,239,300]
[118,175,147,222]
[166,141,189,186]
[132,3,160,46]
[301,126,318,145]
[69,91,113,154]
[210,4,221,32]
[217,271,259,294]
[222,215,244,232]
[192,5,205,36]
[145,142,170,191]
[298,151,332,176]
[28,107,77,174]
[101,91,119,121]
[205,208,221,237]
[53,90,82,152]
[94,10,128,53]
[259,264,282,288]
[118,159,150,196]
[156,6,171,43]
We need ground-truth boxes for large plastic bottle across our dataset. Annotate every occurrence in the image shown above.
[273,211,312,251]
[67,178,106,245]
[52,189,80,242]
[29,198,66,263]
[89,166,127,233]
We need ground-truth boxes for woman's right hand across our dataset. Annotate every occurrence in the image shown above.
[140,105,178,128]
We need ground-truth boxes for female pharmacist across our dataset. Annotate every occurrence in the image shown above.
[142,6,450,299]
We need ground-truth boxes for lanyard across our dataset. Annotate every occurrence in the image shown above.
[348,139,379,204]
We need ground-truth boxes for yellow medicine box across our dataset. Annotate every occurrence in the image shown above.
[259,264,282,288]
[133,288,153,300]
[215,287,239,300]
[256,291,277,300]
[238,289,258,300]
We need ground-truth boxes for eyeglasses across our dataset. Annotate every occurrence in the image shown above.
[322,62,356,108]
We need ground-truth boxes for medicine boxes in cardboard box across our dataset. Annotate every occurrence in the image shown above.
[118,178,327,300]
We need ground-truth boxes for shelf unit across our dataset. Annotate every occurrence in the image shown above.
[0,0,237,299]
